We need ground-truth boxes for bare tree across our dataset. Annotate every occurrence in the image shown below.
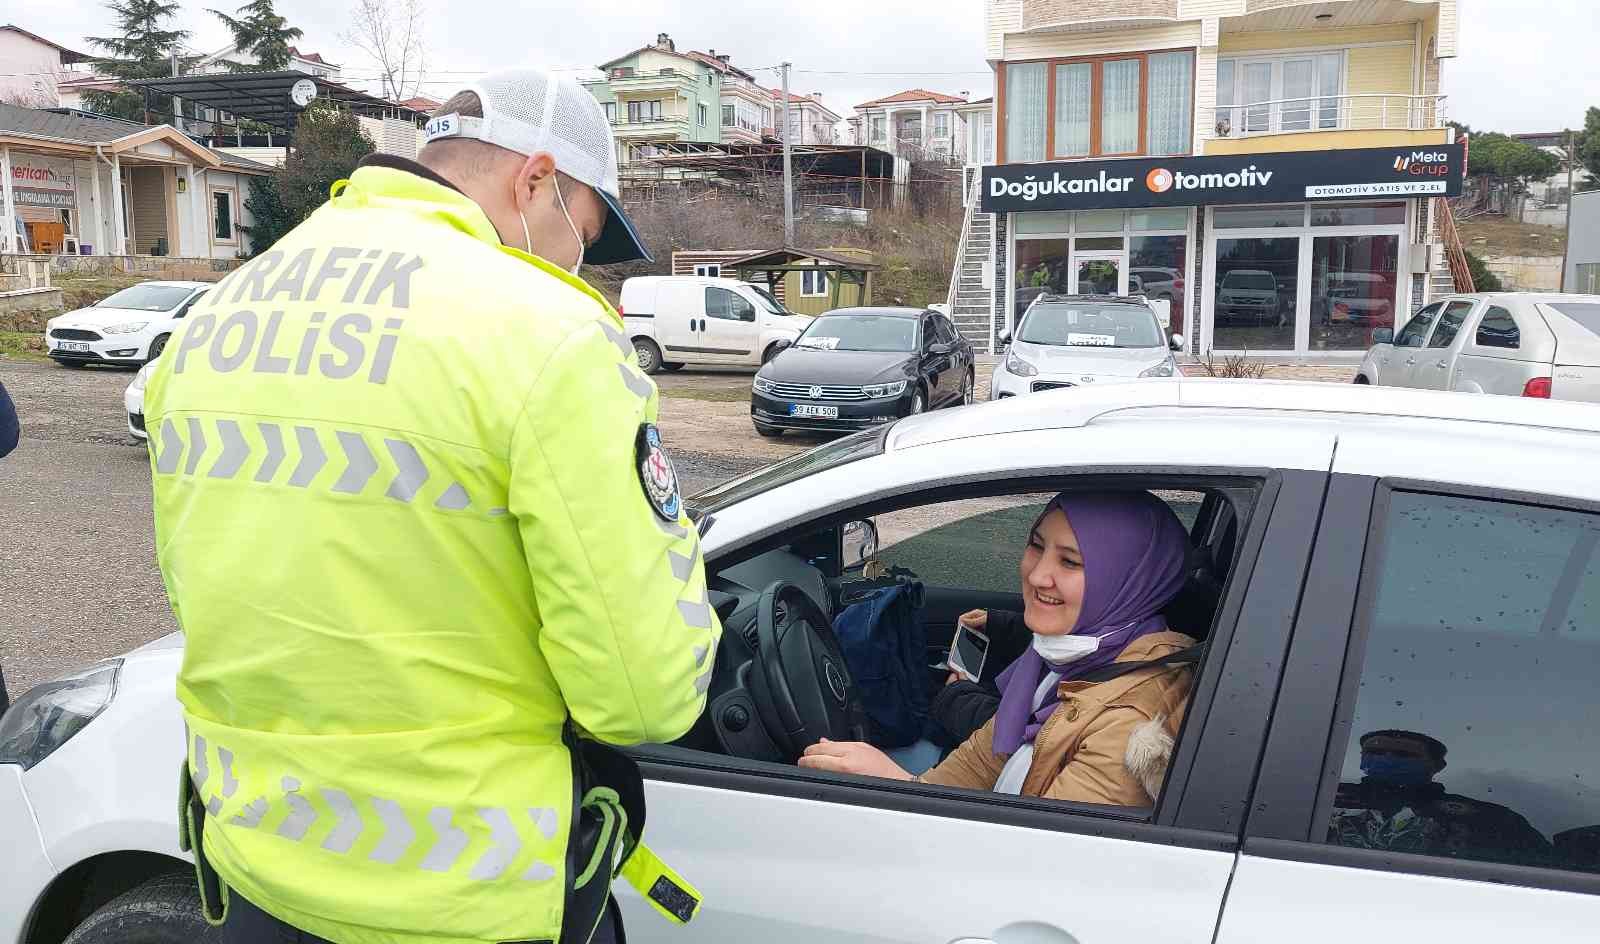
[341,0,428,102]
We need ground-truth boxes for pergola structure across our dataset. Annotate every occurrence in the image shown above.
[730,247,879,313]
[637,142,898,210]
[126,71,427,137]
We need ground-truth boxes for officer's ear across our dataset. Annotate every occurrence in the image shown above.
[513,152,558,213]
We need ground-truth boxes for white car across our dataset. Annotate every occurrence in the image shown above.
[1356,293,1600,402]
[991,294,1181,398]
[1215,269,1284,325]
[621,275,811,374]
[125,361,154,440]
[7,380,1600,943]
[44,281,210,368]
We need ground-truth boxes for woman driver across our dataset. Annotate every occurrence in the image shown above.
[801,490,1197,805]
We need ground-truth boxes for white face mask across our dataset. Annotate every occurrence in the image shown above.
[516,179,586,276]
[1032,631,1100,666]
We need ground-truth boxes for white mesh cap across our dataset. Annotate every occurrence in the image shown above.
[423,68,651,264]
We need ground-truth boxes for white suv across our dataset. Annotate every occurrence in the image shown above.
[5,381,1600,943]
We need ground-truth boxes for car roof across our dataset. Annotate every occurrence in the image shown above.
[124,280,209,289]
[818,307,926,319]
[886,378,1600,452]
[1030,294,1148,306]
[1437,293,1600,304]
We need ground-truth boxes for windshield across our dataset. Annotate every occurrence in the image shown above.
[1223,273,1277,291]
[97,284,195,312]
[1017,302,1162,349]
[795,314,916,353]
[1547,303,1600,340]
[748,285,787,316]
[688,426,887,513]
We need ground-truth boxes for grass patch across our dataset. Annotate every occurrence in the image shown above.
[0,330,50,362]
[662,385,750,403]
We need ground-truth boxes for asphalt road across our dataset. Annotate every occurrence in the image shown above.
[0,358,760,697]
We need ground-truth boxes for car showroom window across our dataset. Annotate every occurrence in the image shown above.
[1395,303,1441,348]
[1322,491,1600,873]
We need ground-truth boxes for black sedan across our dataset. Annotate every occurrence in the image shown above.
[750,307,976,437]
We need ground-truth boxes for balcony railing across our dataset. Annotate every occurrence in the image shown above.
[1212,93,1447,139]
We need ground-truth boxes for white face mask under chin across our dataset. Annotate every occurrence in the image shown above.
[517,182,586,276]
[1032,631,1100,666]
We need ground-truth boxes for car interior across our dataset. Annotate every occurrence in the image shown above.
[669,482,1253,808]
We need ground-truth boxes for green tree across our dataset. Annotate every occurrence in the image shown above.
[242,104,374,255]
[1578,107,1600,190]
[210,0,304,72]
[84,0,190,121]
[1464,250,1504,293]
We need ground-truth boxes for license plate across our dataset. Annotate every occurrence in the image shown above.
[789,404,839,419]
[59,341,90,352]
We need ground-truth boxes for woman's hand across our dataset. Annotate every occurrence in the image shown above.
[798,739,913,781]
[947,609,990,684]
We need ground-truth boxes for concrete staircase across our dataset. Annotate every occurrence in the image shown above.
[946,171,996,350]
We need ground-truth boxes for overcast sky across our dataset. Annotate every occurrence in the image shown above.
[21,0,1599,133]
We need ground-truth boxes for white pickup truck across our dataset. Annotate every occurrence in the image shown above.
[1357,293,1600,402]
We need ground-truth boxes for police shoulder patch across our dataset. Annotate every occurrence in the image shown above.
[635,424,681,522]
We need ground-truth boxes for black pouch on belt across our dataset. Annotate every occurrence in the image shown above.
[559,732,647,944]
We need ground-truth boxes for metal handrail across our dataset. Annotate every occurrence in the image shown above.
[1435,197,1475,294]
[946,171,983,317]
[1213,93,1447,138]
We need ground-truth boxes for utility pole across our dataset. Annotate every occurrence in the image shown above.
[170,49,184,133]
[779,61,795,246]
[1562,128,1577,291]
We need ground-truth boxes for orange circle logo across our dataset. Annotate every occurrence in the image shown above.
[1146,168,1175,193]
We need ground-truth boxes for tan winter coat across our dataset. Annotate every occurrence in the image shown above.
[919,631,1196,805]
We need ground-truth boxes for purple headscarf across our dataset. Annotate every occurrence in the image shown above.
[990,491,1189,756]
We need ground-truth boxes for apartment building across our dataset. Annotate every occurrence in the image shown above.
[951,0,1464,358]
[772,89,842,145]
[851,89,971,161]
[582,34,726,165]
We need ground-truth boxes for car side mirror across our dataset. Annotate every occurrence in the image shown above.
[841,519,879,570]
[1170,334,1184,352]
[772,338,793,353]
[1372,327,1395,345]
[998,328,1012,346]
[928,342,953,355]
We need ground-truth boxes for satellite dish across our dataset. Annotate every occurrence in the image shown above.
[290,78,317,108]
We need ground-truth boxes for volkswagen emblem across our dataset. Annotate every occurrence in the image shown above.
[822,658,848,705]
[809,385,823,400]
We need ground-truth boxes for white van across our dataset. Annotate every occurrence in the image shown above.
[620,276,812,373]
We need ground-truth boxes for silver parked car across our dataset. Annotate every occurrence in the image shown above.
[1356,293,1600,401]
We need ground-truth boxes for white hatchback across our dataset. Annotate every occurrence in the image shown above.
[6,381,1600,943]
[991,294,1182,398]
[44,281,210,368]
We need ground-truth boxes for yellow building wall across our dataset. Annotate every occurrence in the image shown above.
[1218,22,1416,53]
[1204,126,1449,155]
[1004,22,1203,60]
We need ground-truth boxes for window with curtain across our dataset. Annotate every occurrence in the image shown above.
[934,112,949,136]
[1101,59,1141,154]
[1054,62,1092,158]
[1146,51,1193,155]
[1215,59,1235,135]
[1005,61,1048,163]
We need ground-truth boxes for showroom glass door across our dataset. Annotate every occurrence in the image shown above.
[1072,253,1126,295]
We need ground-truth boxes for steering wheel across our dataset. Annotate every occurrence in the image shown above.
[748,581,867,760]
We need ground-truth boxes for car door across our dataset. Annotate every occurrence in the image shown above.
[655,280,705,363]
[1217,468,1600,944]
[1411,299,1478,391]
[700,286,761,366]
[919,314,954,404]
[1373,303,1441,385]
[619,423,1334,944]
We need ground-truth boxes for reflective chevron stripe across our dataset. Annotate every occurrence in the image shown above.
[152,418,486,515]
[189,734,559,881]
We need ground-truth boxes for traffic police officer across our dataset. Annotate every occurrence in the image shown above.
[145,70,719,943]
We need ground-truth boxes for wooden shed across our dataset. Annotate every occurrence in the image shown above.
[728,247,879,317]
